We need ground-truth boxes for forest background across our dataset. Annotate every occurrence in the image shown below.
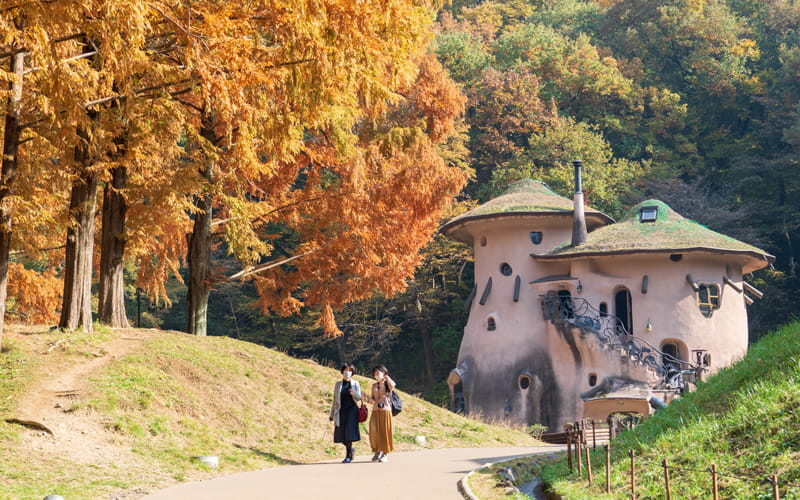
[2,0,799,407]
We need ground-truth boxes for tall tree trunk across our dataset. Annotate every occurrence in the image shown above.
[59,148,98,332]
[98,165,130,327]
[186,116,216,336]
[336,335,347,365]
[419,316,435,388]
[778,177,796,276]
[0,39,25,348]
[60,37,99,333]
[186,185,212,336]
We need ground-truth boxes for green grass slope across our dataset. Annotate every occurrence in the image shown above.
[540,320,800,499]
[0,326,539,500]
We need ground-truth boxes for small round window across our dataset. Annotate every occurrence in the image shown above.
[487,317,496,331]
[530,232,543,245]
[519,375,531,390]
[500,263,512,276]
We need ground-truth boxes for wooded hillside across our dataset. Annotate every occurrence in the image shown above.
[3,0,798,399]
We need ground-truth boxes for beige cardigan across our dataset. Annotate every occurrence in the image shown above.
[329,379,362,427]
[368,377,396,410]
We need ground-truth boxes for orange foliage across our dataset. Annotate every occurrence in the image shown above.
[6,262,62,325]
[250,51,469,337]
[2,0,468,336]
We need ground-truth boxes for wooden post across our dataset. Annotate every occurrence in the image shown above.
[585,441,593,484]
[770,474,779,500]
[567,436,573,473]
[662,459,671,500]
[592,419,597,449]
[711,463,719,500]
[608,415,616,440]
[629,449,636,500]
[577,438,583,476]
[605,444,611,494]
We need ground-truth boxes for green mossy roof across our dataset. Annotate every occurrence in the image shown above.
[542,200,774,268]
[441,179,612,236]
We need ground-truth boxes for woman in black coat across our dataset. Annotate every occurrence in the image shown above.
[329,363,362,463]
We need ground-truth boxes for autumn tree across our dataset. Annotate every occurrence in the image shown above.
[137,0,468,337]
[245,52,469,338]
[0,3,74,341]
[0,10,26,345]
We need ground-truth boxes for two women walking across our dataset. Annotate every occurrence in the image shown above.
[329,363,396,463]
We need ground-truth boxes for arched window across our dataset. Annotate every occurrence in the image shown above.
[487,316,497,331]
[599,302,608,317]
[662,342,681,371]
[480,235,487,247]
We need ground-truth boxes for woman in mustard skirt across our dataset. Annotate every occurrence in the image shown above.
[368,365,395,462]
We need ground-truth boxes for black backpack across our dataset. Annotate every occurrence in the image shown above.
[385,381,402,416]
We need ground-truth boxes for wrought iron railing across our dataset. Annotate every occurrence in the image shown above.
[540,294,700,391]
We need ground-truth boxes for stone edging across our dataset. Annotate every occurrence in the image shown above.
[457,452,566,500]
[457,462,490,500]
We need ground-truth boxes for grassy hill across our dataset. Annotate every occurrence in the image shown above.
[0,325,539,500]
[540,320,800,499]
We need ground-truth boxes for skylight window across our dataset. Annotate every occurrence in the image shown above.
[639,205,659,223]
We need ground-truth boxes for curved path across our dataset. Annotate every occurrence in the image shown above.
[140,445,563,500]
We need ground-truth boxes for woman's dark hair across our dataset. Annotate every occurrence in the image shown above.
[340,363,356,374]
[371,364,388,376]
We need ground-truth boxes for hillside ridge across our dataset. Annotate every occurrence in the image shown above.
[540,320,800,499]
[0,325,540,500]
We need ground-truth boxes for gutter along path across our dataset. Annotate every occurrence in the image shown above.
[139,445,562,500]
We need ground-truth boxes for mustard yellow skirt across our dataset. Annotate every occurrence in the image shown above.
[368,407,394,453]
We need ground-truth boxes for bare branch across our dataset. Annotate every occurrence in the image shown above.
[10,244,66,256]
[211,190,351,228]
[1,32,86,60]
[147,2,210,51]
[226,247,319,281]
[175,97,203,113]
[84,78,194,108]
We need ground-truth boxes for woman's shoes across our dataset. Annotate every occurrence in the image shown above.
[371,451,381,462]
[342,456,352,463]
[378,452,388,463]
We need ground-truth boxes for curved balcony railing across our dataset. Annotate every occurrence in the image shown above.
[540,294,701,390]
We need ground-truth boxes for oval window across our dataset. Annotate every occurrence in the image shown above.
[530,232,543,245]
[519,375,531,390]
[480,236,487,247]
[487,317,496,331]
[500,263,513,276]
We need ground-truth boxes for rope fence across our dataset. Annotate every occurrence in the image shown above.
[562,419,800,499]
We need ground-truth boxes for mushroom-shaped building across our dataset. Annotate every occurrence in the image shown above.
[443,177,773,431]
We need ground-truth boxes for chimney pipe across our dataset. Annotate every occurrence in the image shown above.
[571,160,588,247]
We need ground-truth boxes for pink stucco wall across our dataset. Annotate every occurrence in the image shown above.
[451,215,755,430]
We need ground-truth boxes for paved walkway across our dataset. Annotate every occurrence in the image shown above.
[140,445,562,500]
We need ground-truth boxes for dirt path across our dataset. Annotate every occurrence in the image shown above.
[8,328,153,469]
